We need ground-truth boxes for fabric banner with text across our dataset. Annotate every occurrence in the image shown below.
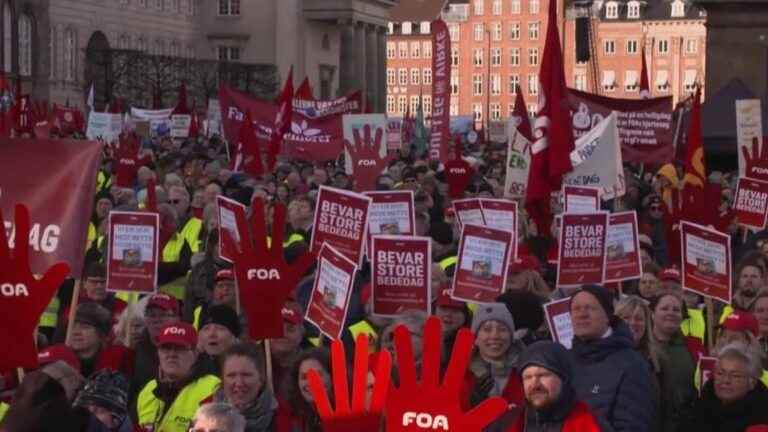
[429,19,451,163]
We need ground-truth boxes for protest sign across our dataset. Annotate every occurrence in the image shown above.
[86,112,122,143]
[544,297,573,349]
[217,196,247,263]
[563,185,601,214]
[386,117,402,151]
[429,19,451,163]
[342,114,388,174]
[605,211,642,282]
[478,198,518,262]
[371,236,431,316]
[488,121,507,143]
[53,104,84,134]
[733,177,768,229]
[305,244,358,340]
[106,211,159,293]
[364,191,415,256]
[452,224,513,303]
[564,112,625,199]
[698,356,717,391]
[736,99,763,177]
[567,88,673,164]
[681,221,732,303]
[207,99,222,137]
[557,212,609,286]
[0,138,101,277]
[130,107,173,121]
[504,120,531,198]
[311,186,371,266]
[170,114,192,138]
[453,198,485,227]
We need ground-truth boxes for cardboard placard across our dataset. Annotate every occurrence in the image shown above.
[364,190,416,257]
[733,177,768,229]
[106,211,159,293]
[453,198,485,227]
[216,196,247,263]
[544,297,573,349]
[605,211,642,282]
[305,244,358,340]
[452,224,513,303]
[557,212,609,287]
[371,236,431,316]
[681,221,732,303]
[479,198,518,262]
[170,114,192,138]
[342,114,388,174]
[311,186,372,266]
[736,99,763,177]
[563,185,601,214]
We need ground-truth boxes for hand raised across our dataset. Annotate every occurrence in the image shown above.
[344,125,392,191]
[742,137,768,181]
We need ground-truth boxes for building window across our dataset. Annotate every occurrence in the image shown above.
[137,38,147,52]
[490,103,501,120]
[387,42,396,59]
[218,0,240,16]
[604,40,616,55]
[451,47,459,66]
[420,21,431,34]
[509,74,520,93]
[398,69,408,85]
[388,23,394,34]
[509,22,520,40]
[686,38,698,54]
[410,96,420,115]
[423,41,432,58]
[64,29,76,81]
[474,0,484,15]
[530,0,540,14]
[528,22,540,40]
[398,42,408,58]
[528,48,539,66]
[626,39,638,55]
[411,42,421,58]
[387,96,395,114]
[49,26,55,79]
[423,68,432,85]
[449,23,460,41]
[493,22,502,41]
[473,103,483,122]
[510,0,521,14]
[528,73,538,96]
[627,1,640,18]
[18,15,32,77]
[423,95,432,116]
[671,0,685,17]
[474,23,484,41]
[218,46,240,61]
[493,0,502,14]
[528,104,538,117]
[656,70,669,91]
[574,74,587,91]
[658,39,669,55]
[491,48,501,66]
[491,74,501,95]
[411,68,420,85]
[2,2,11,72]
[473,48,483,66]
[451,99,459,116]
[169,41,179,57]
[510,48,520,66]
[397,96,407,114]
[606,1,618,18]
[387,69,396,86]
[473,74,483,95]
[602,70,616,91]
[684,69,698,92]
[625,70,638,91]
[402,22,412,35]
[451,74,459,94]
[508,103,515,117]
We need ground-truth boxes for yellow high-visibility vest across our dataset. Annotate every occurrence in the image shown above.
[180,217,203,254]
[96,171,112,194]
[38,296,60,329]
[719,305,734,324]
[439,256,458,270]
[159,235,189,300]
[137,375,220,432]
[681,308,706,343]
[0,401,9,423]
[193,305,202,330]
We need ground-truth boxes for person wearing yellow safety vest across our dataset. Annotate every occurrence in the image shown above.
[168,185,204,254]
[134,322,220,432]
[184,231,230,323]
[86,192,114,251]
[659,267,707,345]
[132,294,181,398]
[719,261,766,324]
[192,269,237,331]
[156,202,194,300]
[286,196,315,247]
[713,312,768,387]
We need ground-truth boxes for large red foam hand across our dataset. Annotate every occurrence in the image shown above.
[0,204,70,370]
[384,316,507,431]
[742,137,768,181]
[232,198,314,339]
[308,334,392,432]
[345,125,392,191]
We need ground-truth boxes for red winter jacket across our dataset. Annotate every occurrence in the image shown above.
[46,344,134,378]
[506,401,602,432]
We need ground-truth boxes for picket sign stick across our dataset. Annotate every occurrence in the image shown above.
[16,368,24,384]
[705,298,715,353]
[64,279,82,346]
[264,339,274,394]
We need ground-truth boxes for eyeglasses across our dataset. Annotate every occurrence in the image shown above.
[169,199,182,204]
[714,368,750,382]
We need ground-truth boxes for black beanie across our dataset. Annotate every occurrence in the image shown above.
[199,304,242,337]
[573,284,614,318]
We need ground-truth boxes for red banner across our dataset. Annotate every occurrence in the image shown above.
[217,196,247,263]
[53,104,85,135]
[106,211,159,293]
[429,19,450,163]
[453,198,485,227]
[311,186,371,266]
[544,297,573,349]
[567,89,674,164]
[305,244,358,340]
[681,221,732,303]
[219,85,361,162]
[734,177,768,229]
[0,138,101,277]
[364,191,415,257]
[557,212,609,286]
[605,211,642,282]
[371,236,431,316]
[452,224,513,303]
[563,185,600,214]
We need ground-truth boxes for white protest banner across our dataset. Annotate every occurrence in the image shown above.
[170,114,192,138]
[86,112,123,143]
[130,107,173,121]
[305,244,358,340]
[342,114,388,174]
[207,99,222,137]
[504,119,531,198]
[736,99,763,177]
[544,298,573,349]
[564,112,625,200]
[371,236,431,316]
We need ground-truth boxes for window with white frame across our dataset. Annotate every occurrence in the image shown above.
[626,39,638,54]
[411,68,420,85]
[423,68,432,85]
[64,29,76,81]
[474,23,484,41]
[509,74,520,93]
[510,47,520,66]
[627,1,640,18]
[387,96,396,114]
[473,74,483,95]
[686,38,698,54]
[604,39,616,55]
[530,0,540,14]
[387,69,396,86]
[411,42,421,58]
[574,74,587,91]
[684,69,698,92]
[491,48,501,66]
[528,73,538,95]
[528,104,538,117]
[602,70,616,91]
[388,23,394,34]
[397,96,407,113]
[451,99,459,116]
[528,22,540,40]
[451,47,459,66]
[671,0,685,17]
[658,39,669,55]
[402,22,412,35]
[473,48,484,66]
[656,70,669,91]
[493,0,502,14]
[606,1,618,18]
[422,95,432,116]
[493,22,502,41]
[420,21,430,34]
[508,103,515,117]
[474,0,484,15]
[449,24,460,41]
[509,22,520,40]
[399,42,408,58]
[528,48,539,66]
[491,74,501,95]
[18,14,32,76]
[423,41,432,58]
[218,0,240,15]
[490,103,501,120]
[451,74,460,94]
[473,103,483,122]
[218,46,240,61]
[399,69,408,85]
[410,96,420,115]
[510,0,521,14]
[625,70,638,91]
[387,42,396,59]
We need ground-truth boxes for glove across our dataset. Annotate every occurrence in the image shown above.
[742,137,768,181]
[444,138,474,199]
[0,204,70,370]
[344,125,392,191]
[384,316,507,431]
[308,334,392,432]
[231,198,314,339]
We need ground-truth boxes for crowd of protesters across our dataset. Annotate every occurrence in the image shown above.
[0,126,767,432]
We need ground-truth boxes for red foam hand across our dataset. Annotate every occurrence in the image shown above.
[344,125,392,191]
[384,316,507,431]
[444,138,474,199]
[742,137,768,181]
[0,204,70,370]
[308,334,392,432]
[232,198,314,339]
[114,133,142,187]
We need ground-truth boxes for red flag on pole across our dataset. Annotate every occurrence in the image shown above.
[232,111,263,177]
[513,85,533,142]
[680,86,712,225]
[267,66,294,170]
[639,44,651,99]
[173,82,190,115]
[525,0,575,238]
[296,77,314,100]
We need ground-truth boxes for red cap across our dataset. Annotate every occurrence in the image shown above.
[721,311,760,337]
[281,303,303,325]
[147,294,179,314]
[215,269,234,282]
[37,344,81,371]
[659,267,681,283]
[435,287,466,309]
[156,322,197,347]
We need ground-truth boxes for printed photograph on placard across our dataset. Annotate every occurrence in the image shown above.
[459,236,507,278]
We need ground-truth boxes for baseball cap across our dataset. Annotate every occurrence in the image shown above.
[721,311,759,337]
[147,294,179,315]
[281,303,303,325]
[156,322,197,348]
[435,287,466,310]
[659,267,681,283]
[215,269,234,283]
[38,344,81,371]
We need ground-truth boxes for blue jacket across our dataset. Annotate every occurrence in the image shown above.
[570,321,657,432]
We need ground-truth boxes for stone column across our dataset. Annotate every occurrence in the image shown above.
[338,20,357,96]
[365,24,379,111]
[354,22,367,97]
[377,27,387,113]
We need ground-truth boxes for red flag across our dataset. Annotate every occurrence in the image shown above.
[233,111,263,177]
[189,106,200,138]
[513,85,533,142]
[296,77,314,100]
[640,44,651,98]
[680,86,711,224]
[525,0,575,238]
[267,66,294,170]
[173,82,190,115]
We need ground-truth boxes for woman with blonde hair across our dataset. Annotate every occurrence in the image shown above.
[113,300,146,349]
[616,295,661,374]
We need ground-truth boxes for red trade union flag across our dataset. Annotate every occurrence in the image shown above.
[512,85,533,142]
[429,19,451,164]
[269,67,294,169]
[296,77,314,100]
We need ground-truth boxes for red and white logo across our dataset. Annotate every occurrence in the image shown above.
[247,268,281,280]
[0,283,29,297]
[402,412,449,430]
